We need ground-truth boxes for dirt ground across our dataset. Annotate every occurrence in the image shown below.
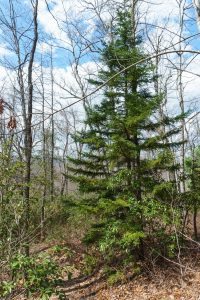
[29,240,200,300]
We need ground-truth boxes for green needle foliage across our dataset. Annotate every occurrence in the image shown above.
[185,146,200,240]
[67,6,184,263]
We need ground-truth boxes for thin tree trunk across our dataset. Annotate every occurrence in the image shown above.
[60,133,69,196]
[40,55,47,241]
[193,202,198,240]
[177,0,186,193]
[50,46,55,202]
[23,0,38,257]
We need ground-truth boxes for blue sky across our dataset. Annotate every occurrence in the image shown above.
[0,0,199,68]
[0,0,200,116]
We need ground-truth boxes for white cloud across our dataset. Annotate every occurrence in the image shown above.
[0,0,199,129]
[37,42,54,54]
[0,43,13,56]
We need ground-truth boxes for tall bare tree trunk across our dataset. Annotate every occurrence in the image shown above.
[50,46,55,202]
[40,55,47,241]
[177,0,186,194]
[23,0,38,256]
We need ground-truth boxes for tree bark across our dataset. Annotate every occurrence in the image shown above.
[23,0,38,256]
[50,46,55,202]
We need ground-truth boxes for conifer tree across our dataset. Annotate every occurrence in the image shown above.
[68,6,183,261]
[185,146,200,240]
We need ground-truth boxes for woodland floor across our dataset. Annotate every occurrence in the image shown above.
[13,238,200,300]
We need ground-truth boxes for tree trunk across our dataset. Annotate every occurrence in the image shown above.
[40,55,47,241]
[193,202,198,240]
[23,0,38,256]
[50,46,55,202]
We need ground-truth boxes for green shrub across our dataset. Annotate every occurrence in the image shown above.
[107,270,125,286]
[82,254,99,275]
[0,253,66,299]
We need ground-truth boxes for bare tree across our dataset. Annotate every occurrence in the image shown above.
[0,0,39,255]
[193,0,200,29]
